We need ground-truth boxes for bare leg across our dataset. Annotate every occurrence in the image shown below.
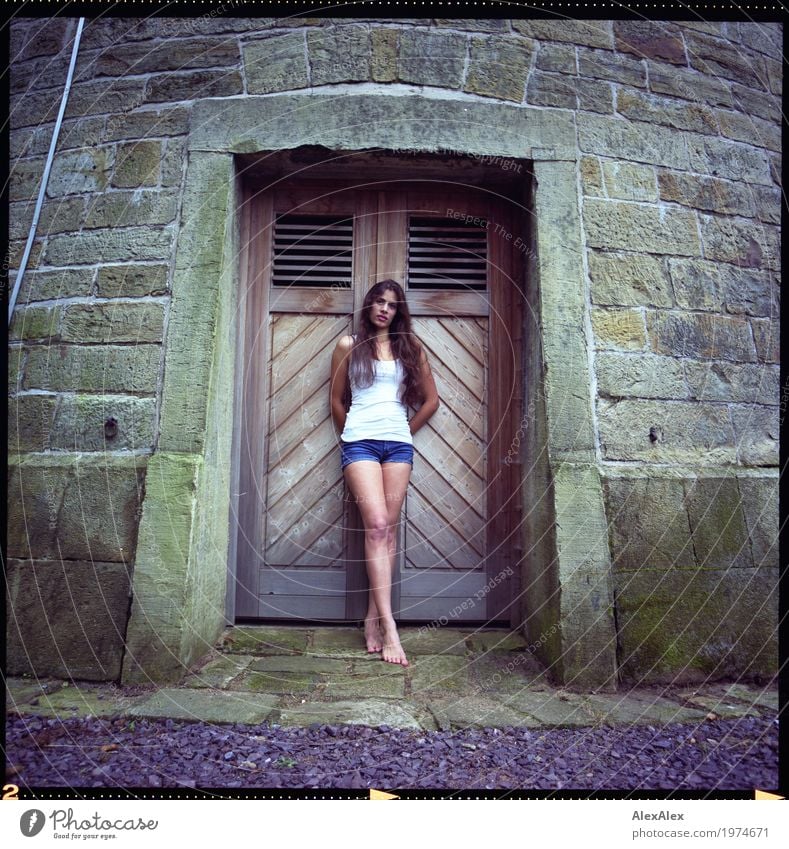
[343,460,411,665]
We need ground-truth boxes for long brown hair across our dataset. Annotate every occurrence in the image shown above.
[346,279,425,410]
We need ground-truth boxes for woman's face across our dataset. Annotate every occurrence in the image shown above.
[370,289,398,329]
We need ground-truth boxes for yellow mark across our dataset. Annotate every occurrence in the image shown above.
[754,789,784,800]
[370,789,399,800]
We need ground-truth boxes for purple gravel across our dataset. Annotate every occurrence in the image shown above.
[5,713,778,791]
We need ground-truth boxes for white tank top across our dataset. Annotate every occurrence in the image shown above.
[341,356,413,445]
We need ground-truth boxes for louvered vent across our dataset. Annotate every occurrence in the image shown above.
[408,216,488,290]
[271,214,354,287]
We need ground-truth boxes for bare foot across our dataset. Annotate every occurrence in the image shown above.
[364,618,383,653]
[381,625,409,666]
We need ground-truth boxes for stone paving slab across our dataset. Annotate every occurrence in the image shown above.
[274,698,423,730]
[223,627,308,655]
[498,689,594,727]
[320,674,406,699]
[130,688,278,724]
[309,627,368,654]
[410,655,470,694]
[677,690,763,718]
[399,628,471,656]
[349,656,408,676]
[228,671,315,695]
[580,692,708,725]
[8,684,136,719]
[249,655,350,675]
[465,655,548,693]
[466,630,528,653]
[724,684,780,711]
[429,695,539,731]
[181,654,256,689]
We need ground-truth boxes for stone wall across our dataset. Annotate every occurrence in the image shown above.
[8,16,780,685]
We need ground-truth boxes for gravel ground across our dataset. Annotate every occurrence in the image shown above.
[6,713,779,791]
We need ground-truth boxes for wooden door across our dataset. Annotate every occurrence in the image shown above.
[234,180,522,623]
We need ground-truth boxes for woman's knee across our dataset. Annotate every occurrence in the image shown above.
[363,514,390,542]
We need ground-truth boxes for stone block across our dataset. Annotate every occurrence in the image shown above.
[397,30,466,88]
[47,147,113,196]
[465,36,531,102]
[589,253,672,307]
[580,692,707,725]
[499,690,591,727]
[230,671,314,695]
[8,346,24,394]
[399,627,470,655]
[104,107,189,141]
[130,689,278,724]
[580,156,603,195]
[716,110,781,154]
[576,78,613,114]
[9,89,63,130]
[683,361,779,406]
[45,227,173,265]
[535,44,576,74]
[731,405,779,466]
[738,477,778,567]
[603,475,695,571]
[321,674,405,699]
[584,199,699,255]
[307,25,370,86]
[751,185,782,225]
[616,89,717,135]
[85,190,178,229]
[595,352,688,400]
[244,33,309,94]
[223,626,309,654]
[7,457,69,558]
[684,477,753,569]
[597,399,736,463]
[160,138,186,188]
[730,83,781,124]
[429,695,536,730]
[750,318,779,363]
[182,654,254,689]
[11,18,71,61]
[9,155,46,202]
[736,22,783,60]
[56,117,108,153]
[685,30,766,89]
[577,47,646,87]
[7,238,44,271]
[614,566,778,684]
[24,344,161,394]
[698,215,779,269]
[309,627,367,654]
[668,259,774,316]
[275,699,423,730]
[434,19,509,32]
[371,28,399,82]
[579,113,690,170]
[145,70,244,103]
[646,60,734,107]
[602,161,657,202]
[9,304,62,341]
[409,655,469,694]
[466,630,527,653]
[613,21,687,64]
[50,394,156,451]
[61,302,166,343]
[93,37,240,77]
[591,307,647,351]
[513,19,613,50]
[65,79,147,120]
[6,559,132,681]
[250,655,349,674]
[9,197,88,241]
[96,264,169,298]
[7,393,56,451]
[111,141,161,188]
[658,171,756,217]
[526,71,576,109]
[647,311,756,362]
[687,135,773,186]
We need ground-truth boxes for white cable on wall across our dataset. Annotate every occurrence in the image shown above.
[8,17,86,327]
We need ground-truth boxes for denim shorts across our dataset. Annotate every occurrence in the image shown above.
[341,439,414,469]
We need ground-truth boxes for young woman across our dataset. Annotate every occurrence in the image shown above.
[329,279,440,666]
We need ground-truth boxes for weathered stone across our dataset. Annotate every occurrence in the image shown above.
[7,238,44,271]
[465,36,531,102]
[730,82,781,123]
[699,215,779,269]
[93,37,240,77]
[104,107,189,141]
[6,457,70,556]
[9,89,63,130]
[275,699,422,730]
[230,671,314,695]
[684,477,753,569]
[321,674,405,699]
[466,652,546,691]
[764,57,782,96]
[581,692,707,724]
[223,626,309,655]
[466,630,527,653]
[181,654,254,689]
[687,135,773,186]
[724,683,779,711]
[410,655,469,694]
[434,19,509,32]
[731,406,779,466]
[735,22,783,60]
[9,196,87,241]
[307,25,370,85]
[738,477,778,567]
[9,304,62,341]
[6,559,132,681]
[750,185,782,225]
[595,352,688,400]
[45,227,173,265]
[613,21,687,64]
[578,113,689,171]
[86,189,178,229]
[576,78,614,114]
[65,79,147,120]
[50,394,156,451]
[9,155,46,202]
[429,695,537,730]
[580,156,603,195]
[614,566,778,684]
[111,141,161,188]
[371,28,399,82]
[250,655,349,674]
[597,399,736,463]
[526,71,576,109]
[603,475,695,571]
[646,60,734,108]
[658,170,756,217]
[513,19,613,50]
[750,318,779,363]
[160,138,186,188]
[535,43,576,74]
[589,252,672,307]
[47,147,113,196]
[11,18,71,61]
[7,393,56,452]
[397,30,466,88]
[591,307,647,350]
[499,690,593,726]
[8,346,24,393]
[145,70,244,103]
[56,116,108,153]
[8,684,136,718]
[399,628,469,656]
[716,110,781,154]
[96,264,169,298]
[685,30,766,89]
[244,33,309,94]
[61,302,166,343]
[666,258,724,312]
[24,344,162,394]
[584,199,699,255]
[647,311,756,362]
[683,361,779,406]
[309,627,367,654]
[602,161,657,201]
[577,47,646,86]
[131,688,278,724]
[616,89,718,135]
[677,691,761,718]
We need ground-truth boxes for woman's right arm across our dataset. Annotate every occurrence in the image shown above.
[329,335,353,433]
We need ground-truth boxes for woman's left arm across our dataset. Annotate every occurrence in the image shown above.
[408,345,440,436]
